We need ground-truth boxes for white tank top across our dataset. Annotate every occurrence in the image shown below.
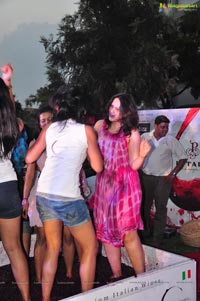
[37,120,87,200]
[0,146,17,183]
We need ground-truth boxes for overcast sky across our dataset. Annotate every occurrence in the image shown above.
[0,0,78,106]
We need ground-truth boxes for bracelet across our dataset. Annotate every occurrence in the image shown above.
[22,199,28,206]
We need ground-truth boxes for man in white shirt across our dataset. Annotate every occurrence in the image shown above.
[140,115,187,246]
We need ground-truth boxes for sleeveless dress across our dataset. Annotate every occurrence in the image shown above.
[91,121,143,247]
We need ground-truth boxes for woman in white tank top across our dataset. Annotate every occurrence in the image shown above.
[0,69,30,301]
[26,87,103,301]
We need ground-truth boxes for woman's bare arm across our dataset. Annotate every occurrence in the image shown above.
[25,126,49,163]
[22,162,36,219]
[85,125,103,173]
[128,129,151,170]
[23,162,36,200]
[94,119,104,133]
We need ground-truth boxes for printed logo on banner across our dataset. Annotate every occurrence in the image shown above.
[186,141,200,160]
[161,286,183,301]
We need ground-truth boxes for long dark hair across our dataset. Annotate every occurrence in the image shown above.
[49,85,86,123]
[105,93,139,136]
[0,78,19,157]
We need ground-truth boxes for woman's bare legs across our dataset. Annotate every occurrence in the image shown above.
[0,216,30,301]
[41,219,62,301]
[69,220,97,292]
[124,229,145,275]
[34,226,46,282]
[62,226,75,279]
[22,232,31,256]
[103,243,122,278]
[103,230,145,278]
[74,238,82,260]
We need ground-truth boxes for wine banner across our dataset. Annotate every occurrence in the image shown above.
[138,108,200,227]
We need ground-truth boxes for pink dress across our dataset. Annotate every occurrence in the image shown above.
[91,121,143,247]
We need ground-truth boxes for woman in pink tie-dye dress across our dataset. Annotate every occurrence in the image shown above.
[91,93,151,280]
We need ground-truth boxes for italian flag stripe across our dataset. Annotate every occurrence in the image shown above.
[182,269,191,280]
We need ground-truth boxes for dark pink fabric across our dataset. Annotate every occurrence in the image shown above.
[90,121,143,247]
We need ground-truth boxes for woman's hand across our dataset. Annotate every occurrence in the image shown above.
[139,139,151,159]
[1,63,13,86]
[128,130,151,170]
[22,199,29,220]
[1,63,15,106]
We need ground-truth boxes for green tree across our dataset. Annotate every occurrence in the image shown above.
[25,86,54,108]
[37,0,179,110]
[28,0,200,109]
[170,9,200,103]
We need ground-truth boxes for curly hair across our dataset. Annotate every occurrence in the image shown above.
[0,78,19,158]
[105,93,139,136]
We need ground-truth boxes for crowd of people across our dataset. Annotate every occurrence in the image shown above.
[0,63,187,301]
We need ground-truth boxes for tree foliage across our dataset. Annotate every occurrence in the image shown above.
[25,0,200,110]
[36,0,179,110]
[171,9,200,101]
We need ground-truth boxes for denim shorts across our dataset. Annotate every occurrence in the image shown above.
[36,195,91,227]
